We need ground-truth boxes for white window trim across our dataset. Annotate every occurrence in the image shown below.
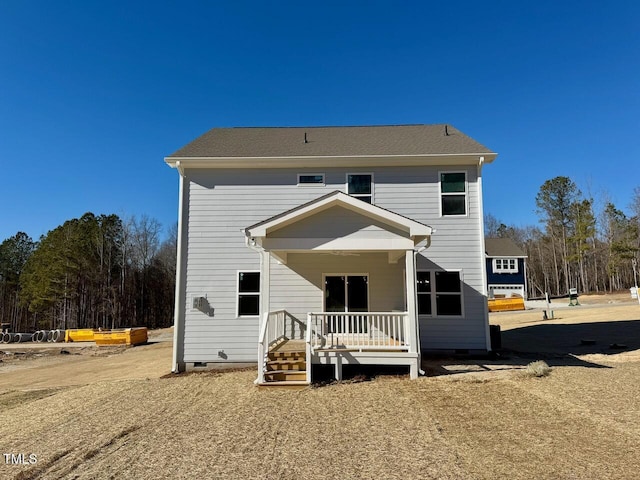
[297,173,325,186]
[417,269,465,318]
[492,258,518,274]
[236,270,260,318]
[439,170,468,217]
[322,273,370,312]
[346,172,374,203]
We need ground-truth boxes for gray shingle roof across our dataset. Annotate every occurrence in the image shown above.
[168,124,494,158]
[485,238,527,258]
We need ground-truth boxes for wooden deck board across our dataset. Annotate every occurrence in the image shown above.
[269,339,306,353]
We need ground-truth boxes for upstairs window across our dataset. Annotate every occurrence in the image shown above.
[237,271,260,316]
[347,174,373,203]
[298,174,325,186]
[493,258,518,273]
[440,172,467,216]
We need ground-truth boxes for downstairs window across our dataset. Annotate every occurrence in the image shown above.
[237,271,260,316]
[417,270,463,316]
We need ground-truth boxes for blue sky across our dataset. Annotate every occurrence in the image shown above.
[1,1,638,242]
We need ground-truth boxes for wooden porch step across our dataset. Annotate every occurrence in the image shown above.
[257,380,309,390]
[266,359,306,371]
[264,370,307,382]
[268,350,306,361]
[263,339,307,385]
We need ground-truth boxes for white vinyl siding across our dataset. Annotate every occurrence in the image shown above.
[180,165,488,362]
[270,253,405,319]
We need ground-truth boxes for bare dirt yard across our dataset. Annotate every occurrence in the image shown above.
[1,296,639,479]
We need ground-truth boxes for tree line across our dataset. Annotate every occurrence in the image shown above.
[486,176,640,298]
[0,213,176,333]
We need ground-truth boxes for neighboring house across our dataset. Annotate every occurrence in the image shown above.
[485,237,528,299]
[165,124,497,386]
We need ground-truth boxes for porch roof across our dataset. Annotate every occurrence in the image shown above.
[244,192,432,261]
[245,191,432,239]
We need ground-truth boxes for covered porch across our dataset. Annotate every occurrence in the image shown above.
[258,309,414,384]
[244,191,432,386]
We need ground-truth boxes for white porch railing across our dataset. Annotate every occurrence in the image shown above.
[259,310,412,384]
[265,309,306,345]
[306,312,410,351]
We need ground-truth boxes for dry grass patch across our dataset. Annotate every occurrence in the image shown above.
[0,388,68,410]
[1,365,640,480]
[2,305,640,479]
[0,372,467,480]
[408,370,640,480]
[520,360,552,378]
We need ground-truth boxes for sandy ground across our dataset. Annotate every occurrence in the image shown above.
[420,296,640,381]
[1,300,639,479]
[0,329,174,389]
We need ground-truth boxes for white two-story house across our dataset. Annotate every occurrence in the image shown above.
[165,124,497,386]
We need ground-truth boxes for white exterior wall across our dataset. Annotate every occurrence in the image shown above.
[179,165,487,364]
[377,168,487,350]
[270,252,406,321]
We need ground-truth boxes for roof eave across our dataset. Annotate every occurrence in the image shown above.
[165,152,497,169]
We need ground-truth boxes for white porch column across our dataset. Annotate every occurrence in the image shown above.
[256,250,271,384]
[405,250,419,379]
[260,250,271,325]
